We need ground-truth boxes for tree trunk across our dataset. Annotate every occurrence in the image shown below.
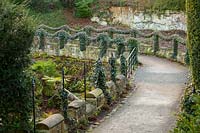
[186,0,200,90]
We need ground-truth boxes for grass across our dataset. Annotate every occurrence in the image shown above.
[29,9,67,27]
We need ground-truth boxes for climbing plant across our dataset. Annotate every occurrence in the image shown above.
[97,34,110,58]
[93,59,111,104]
[186,0,200,91]
[115,37,125,57]
[109,54,117,83]
[153,33,159,54]
[0,0,35,131]
[120,54,127,77]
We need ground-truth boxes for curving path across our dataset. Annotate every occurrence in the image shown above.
[91,55,188,133]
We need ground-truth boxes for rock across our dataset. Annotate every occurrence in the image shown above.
[91,16,100,23]
[106,81,117,100]
[86,103,96,115]
[99,21,108,26]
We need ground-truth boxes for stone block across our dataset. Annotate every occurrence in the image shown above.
[68,100,86,121]
[36,114,65,133]
[86,89,105,109]
[106,81,117,101]
[116,74,127,95]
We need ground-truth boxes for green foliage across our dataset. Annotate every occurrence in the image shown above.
[153,34,159,54]
[31,60,59,77]
[152,0,185,12]
[29,9,67,27]
[97,34,110,58]
[120,55,127,77]
[74,0,93,18]
[30,0,63,13]
[0,0,35,131]
[79,32,88,51]
[186,0,200,91]
[173,85,200,132]
[93,59,111,104]
[115,37,125,57]
[172,38,178,59]
[174,2,200,131]
[109,55,117,82]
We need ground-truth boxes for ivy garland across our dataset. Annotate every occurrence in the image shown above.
[79,32,88,51]
[114,37,126,57]
[58,32,67,49]
[153,33,159,54]
[38,29,45,51]
[97,34,110,58]
[172,38,178,59]
[109,54,117,82]
[120,54,127,77]
[93,59,111,104]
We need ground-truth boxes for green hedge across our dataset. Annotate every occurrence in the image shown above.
[186,0,200,91]
[0,0,35,131]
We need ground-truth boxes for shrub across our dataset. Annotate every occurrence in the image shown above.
[186,0,200,91]
[74,0,93,18]
[31,60,59,77]
[30,0,62,12]
[0,0,35,131]
[152,0,185,12]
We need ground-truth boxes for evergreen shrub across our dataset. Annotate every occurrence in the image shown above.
[0,0,35,131]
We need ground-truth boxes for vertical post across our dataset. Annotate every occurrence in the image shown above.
[32,78,36,133]
[62,68,65,92]
[153,34,159,54]
[61,67,68,120]
[84,62,87,101]
[172,38,178,59]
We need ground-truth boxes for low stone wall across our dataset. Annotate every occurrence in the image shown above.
[139,43,187,64]
[36,114,65,133]
[36,74,131,133]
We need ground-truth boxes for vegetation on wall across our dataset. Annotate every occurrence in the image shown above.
[173,0,200,132]
[186,0,200,91]
[0,0,35,131]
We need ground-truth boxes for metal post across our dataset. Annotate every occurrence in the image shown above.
[61,67,68,120]
[32,78,36,133]
[62,68,65,92]
[84,62,87,101]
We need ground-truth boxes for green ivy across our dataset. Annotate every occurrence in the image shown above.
[172,38,178,59]
[79,32,88,51]
[120,55,127,77]
[97,34,110,58]
[186,0,200,91]
[109,55,117,82]
[0,0,35,131]
[115,37,125,57]
[153,34,159,54]
[93,59,111,104]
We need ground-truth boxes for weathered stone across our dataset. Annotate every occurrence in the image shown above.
[36,114,65,133]
[86,89,105,109]
[86,89,103,98]
[106,81,117,101]
[68,100,86,120]
[68,100,85,109]
[116,74,127,95]
[86,103,96,115]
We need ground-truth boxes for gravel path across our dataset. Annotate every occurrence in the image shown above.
[91,55,188,133]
